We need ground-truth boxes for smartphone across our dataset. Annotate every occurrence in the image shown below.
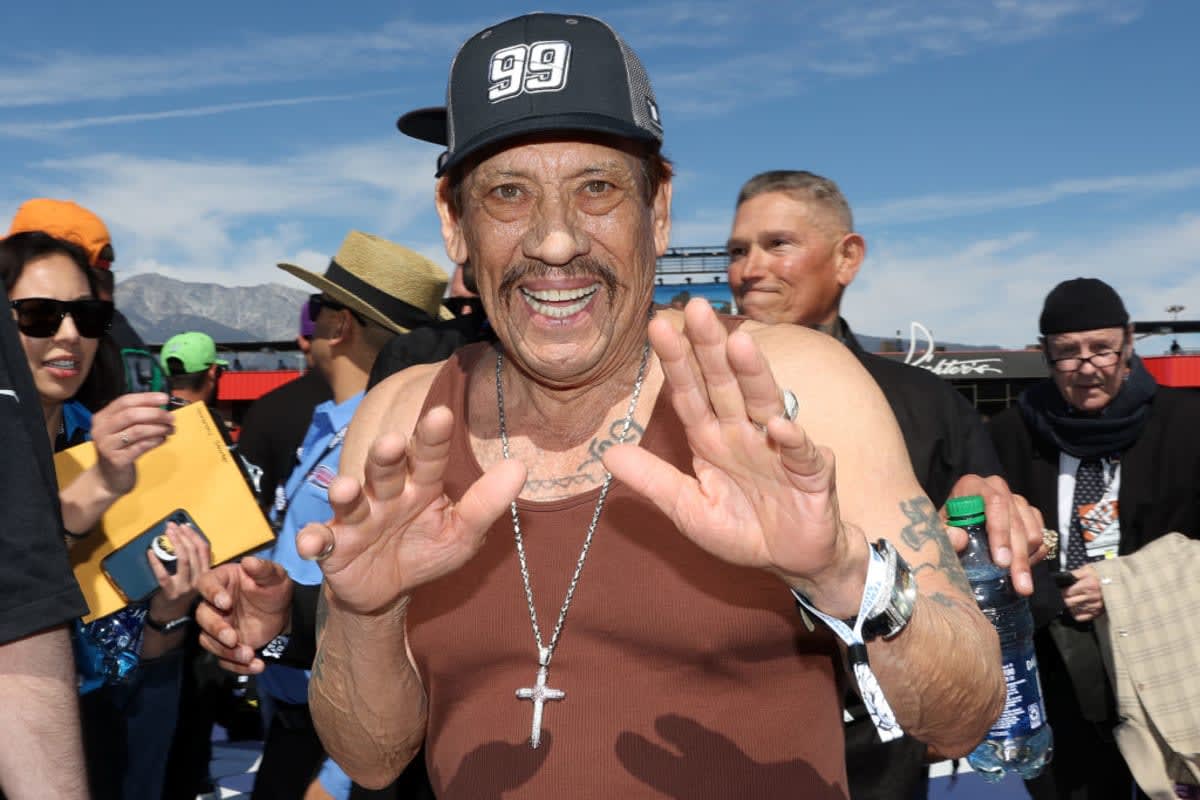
[100,509,207,603]
[1050,570,1078,588]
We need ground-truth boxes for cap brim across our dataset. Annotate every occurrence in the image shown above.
[451,115,659,177]
[397,107,449,146]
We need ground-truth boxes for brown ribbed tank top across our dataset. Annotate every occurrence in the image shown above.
[407,343,848,799]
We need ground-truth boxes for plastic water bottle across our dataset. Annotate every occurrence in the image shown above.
[947,494,1053,781]
[73,605,146,693]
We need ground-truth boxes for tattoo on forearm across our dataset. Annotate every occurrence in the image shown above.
[898,497,974,598]
[312,589,328,681]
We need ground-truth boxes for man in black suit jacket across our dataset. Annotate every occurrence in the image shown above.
[726,169,1044,799]
[989,277,1200,800]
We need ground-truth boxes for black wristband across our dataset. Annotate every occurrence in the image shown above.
[259,581,319,668]
[145,613,192,634]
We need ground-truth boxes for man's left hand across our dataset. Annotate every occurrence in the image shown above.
[603,299,869,619]
[1062,565,1105,622]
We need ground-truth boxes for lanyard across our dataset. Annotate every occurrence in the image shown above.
[270,425,347,531]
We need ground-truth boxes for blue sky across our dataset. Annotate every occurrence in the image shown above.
[3,0,1198,349]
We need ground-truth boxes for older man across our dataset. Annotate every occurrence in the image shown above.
[990,278,1200,799]
[202,14,1009,798]
[727,169,1044,798]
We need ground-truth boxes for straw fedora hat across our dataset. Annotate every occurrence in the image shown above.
[278,231,453,335]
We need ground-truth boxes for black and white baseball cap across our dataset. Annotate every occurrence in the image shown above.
[398,13,663,176]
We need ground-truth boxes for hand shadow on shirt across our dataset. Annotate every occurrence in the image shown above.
[615,714,843,799]
[437,733,551,800]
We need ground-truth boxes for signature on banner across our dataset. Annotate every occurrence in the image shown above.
[902,322,1004,377]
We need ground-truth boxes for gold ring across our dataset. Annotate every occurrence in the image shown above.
[313,539,335,562]
[1042,528,1059,560]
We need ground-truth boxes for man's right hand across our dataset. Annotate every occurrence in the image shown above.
[294,406,526,617]
[195,557,293,674]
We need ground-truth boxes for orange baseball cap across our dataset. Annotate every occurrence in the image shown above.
[8,198,115,269]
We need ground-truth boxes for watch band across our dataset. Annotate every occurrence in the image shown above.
[144,613,192,634]
[847,538,917,641]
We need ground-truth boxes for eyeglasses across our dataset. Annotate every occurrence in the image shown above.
[307,293,366,326]
[1047,350,1122,373]
[10,297,114,338]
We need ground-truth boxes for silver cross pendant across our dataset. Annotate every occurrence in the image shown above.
[515,647,565,749]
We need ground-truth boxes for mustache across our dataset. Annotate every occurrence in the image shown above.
[497,257,620,300]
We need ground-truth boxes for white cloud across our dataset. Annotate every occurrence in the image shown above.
[859,167,1200,225]
[0,3,1145,124]
[0,19,471,108]
[0,90,402,137]
[669,208,738,250]
[825,0,1143,49]
[9,136,445,287]
[647,0,1144,114]
[848,213,1200,348]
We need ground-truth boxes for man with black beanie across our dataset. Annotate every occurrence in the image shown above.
[989,277,1200,799]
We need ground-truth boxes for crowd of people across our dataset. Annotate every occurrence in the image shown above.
[2,11,1197,800]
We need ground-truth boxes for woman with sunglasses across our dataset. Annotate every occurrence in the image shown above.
[1,231,211,799]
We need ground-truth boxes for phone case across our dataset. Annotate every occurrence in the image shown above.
[100,509,206,602]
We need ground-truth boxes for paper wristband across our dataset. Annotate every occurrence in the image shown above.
[791,543,904,742]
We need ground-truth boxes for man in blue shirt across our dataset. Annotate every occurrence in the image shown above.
[252,230,451,800]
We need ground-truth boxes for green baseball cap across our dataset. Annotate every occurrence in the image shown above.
[159,332,228,375]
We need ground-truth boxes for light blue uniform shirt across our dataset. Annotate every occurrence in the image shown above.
[262,391,362,586]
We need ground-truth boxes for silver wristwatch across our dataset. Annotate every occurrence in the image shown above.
[846,539,918,641]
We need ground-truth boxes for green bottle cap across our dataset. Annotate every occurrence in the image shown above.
[945,494,986,526]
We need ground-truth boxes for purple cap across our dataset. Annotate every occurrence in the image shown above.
[299,301,317,338]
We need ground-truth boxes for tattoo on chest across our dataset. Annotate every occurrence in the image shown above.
[575,419,644,472]
[898,496,974,599]
[522,420,645,497]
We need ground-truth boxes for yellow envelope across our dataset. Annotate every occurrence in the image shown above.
[55,401,275,622]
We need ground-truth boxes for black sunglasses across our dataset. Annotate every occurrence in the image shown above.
[307,293,366,326]
[10,297,114,339]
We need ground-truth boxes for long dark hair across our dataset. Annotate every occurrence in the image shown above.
[0,231,124,411]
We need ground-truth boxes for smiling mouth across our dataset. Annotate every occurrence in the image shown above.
[520,285,598,318]
[45,358,80,370]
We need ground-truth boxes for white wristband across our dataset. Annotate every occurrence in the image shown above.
[791,543,904,742]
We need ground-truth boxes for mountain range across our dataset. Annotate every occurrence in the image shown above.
[117,273,311,344]
[114,272,994,353]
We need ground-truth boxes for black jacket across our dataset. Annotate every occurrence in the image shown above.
[989,383,1200,731]
[989,384,1200,624]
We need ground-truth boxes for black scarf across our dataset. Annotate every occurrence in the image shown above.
[1017,354,1157,459]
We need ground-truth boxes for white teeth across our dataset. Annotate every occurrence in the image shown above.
[520,285,598,318]
[46,359,78,369]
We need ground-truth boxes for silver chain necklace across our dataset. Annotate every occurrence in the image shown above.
[496,341,651,749]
